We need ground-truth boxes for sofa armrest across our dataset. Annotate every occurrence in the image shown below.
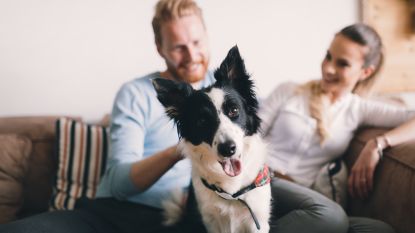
[343,127,415,233]
[0,116,81,218]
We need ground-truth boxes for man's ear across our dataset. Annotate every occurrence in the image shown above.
[360,65,375,81]
[156,41,165,59]
[152,78,193,119]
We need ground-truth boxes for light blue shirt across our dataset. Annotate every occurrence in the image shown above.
[96,71,215,209]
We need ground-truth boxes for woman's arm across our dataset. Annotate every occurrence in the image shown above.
[381,116,415,147]
[348,115,415,199]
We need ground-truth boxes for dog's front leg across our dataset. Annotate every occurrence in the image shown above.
[257,222,270,233]
[242,219,269,233]
[253,209,271,233]
[201,213,223,233]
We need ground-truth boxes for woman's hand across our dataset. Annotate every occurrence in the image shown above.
[347,139,381,199]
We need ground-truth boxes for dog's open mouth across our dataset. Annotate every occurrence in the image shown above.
[219,158,241,177]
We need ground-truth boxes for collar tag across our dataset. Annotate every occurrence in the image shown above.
[216,191,237,200]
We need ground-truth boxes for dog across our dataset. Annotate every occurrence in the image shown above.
[153,46,271,233]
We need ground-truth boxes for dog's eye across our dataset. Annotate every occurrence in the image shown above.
[227,107,239,119]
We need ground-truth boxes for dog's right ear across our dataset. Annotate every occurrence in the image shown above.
[152,78,193,119]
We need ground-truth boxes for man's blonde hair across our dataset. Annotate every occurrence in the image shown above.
[152,0,205,45]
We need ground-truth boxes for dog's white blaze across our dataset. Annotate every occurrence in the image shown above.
[207,88,224,111]
[207,88,245,157]
[216,114,244,156]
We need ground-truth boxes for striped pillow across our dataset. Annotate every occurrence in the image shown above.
[49,118,108,210]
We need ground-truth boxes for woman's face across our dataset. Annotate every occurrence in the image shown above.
[321,34,374,98]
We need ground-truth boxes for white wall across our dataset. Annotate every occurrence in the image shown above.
[0,0,359,122]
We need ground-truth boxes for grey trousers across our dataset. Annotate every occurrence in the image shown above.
[270,178,395,233]
[0,178,395,233]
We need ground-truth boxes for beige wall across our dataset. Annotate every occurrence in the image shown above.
[0,0,358,122]
[362,0,415,93]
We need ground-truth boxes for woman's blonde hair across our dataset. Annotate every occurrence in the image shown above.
[152,0,205,46]
[301,23,383,144]
[298,80,331,144]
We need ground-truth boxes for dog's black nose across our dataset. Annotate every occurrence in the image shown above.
[218,140,236,157]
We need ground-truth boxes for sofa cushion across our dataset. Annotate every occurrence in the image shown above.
[49,118,108,210]
[0,134,31,223]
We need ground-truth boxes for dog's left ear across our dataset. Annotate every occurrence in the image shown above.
[214,45,249,85]
[152,78,193,120]
[214,46,261,135]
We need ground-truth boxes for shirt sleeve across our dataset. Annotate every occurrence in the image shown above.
[104,82,148,199]
[357,97,415,128]
[258,82,297,136]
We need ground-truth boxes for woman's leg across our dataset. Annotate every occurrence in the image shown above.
[270,177,349,233]
[348,217,395,233]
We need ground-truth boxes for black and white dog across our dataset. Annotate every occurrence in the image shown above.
[153,46,271,233]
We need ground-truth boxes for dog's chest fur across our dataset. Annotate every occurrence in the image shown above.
[180,132,271,233]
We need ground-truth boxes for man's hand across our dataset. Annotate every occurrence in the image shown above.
[166,145,184,163]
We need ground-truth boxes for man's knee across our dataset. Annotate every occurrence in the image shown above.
[0,210,100,233]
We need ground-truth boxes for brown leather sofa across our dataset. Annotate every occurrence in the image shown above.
[0,116,414,233]
[0,117,64,221]
[343,127,415,233]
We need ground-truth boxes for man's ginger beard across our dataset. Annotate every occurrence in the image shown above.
[165,58,209,84]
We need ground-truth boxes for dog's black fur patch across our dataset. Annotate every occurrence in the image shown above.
[153,46,261,146]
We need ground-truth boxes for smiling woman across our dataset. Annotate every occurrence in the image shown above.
[260,23,415,233]
[300,24,383,144]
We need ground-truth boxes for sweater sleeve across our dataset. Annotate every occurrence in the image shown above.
[104,82,149,200]
[258,82,297,136]
[357,97,415,128]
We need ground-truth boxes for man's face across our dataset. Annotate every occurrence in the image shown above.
[157,14,210,84]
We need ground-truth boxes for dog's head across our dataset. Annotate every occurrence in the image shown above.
[153,46,260,177]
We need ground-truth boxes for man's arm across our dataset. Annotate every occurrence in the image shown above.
[129,145,182,191]
[104,81,182,199]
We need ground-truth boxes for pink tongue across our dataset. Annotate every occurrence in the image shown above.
[221,159,241,177]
